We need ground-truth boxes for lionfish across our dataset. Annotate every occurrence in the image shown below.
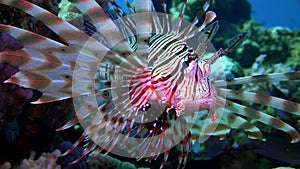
[0,0,300,168]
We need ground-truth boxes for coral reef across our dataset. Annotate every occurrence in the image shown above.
[230,20,300,68]
[0,162,11,169]
[169,0,250,22]
[16,150,62,169]
[209,55,245,81]
[249,54,300,103]
[88,153,150,169]
[58,0,85,30]
[0,150,61,169]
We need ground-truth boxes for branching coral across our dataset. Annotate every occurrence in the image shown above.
[0,150,61,169]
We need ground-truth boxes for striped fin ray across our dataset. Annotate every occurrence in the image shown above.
[188,11,216,38]
[184,11,217,45]
[0,26,96,102]
[0,30,105,103]
[69,0,133,56]
[214,71,300,87]
[219,98,300,143]
[179,0,213,38]
[161,0,172,34]
[217,88,300,116]
[176,136,191,169]
[190,109,262,140]
[172,0,187,34]
[0,24,67,50]
[0,0,114,63]
[0,0,96,50]
[134,0,152,52]
[60,94,124,159]
[0,46,74,71]
[0,26,118,103]
[107,2,138,50]
[68,141,96,164]
[0,25,93,71]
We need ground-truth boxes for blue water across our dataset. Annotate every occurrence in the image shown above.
[249,0,300,29]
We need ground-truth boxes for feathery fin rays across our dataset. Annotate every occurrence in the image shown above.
[0,0,118,103]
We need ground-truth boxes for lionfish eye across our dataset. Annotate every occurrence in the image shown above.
[183,48,196,65]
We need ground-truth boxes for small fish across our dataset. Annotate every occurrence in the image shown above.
[0,0,299,169]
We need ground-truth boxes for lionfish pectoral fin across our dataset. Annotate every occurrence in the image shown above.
[220,110,263,139]
[214,71,300,87]
[219,98,300,143]
[0,1,112,103]
[217,88,300,116]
